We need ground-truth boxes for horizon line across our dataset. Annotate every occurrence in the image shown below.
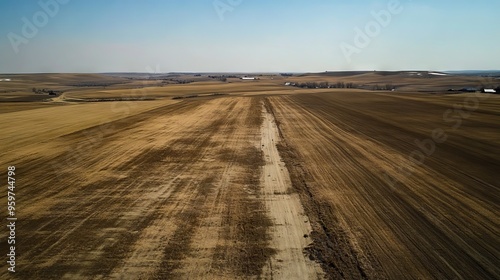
[1,69,500,75]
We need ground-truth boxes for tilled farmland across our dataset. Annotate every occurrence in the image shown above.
[0,88,498,279]
[268,92,499,279]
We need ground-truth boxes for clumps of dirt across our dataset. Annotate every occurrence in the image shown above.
[268,98,376,280]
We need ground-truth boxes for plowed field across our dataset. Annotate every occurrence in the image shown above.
[1,90,498,279]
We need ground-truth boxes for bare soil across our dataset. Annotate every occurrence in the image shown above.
[268,92,499,279]
[0,74,498,279]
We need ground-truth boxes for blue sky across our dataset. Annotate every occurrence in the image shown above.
[0,0,499,73]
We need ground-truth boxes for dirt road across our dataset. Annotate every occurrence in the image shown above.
[260,105,324,279]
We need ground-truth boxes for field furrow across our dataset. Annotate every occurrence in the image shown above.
[268,93,499,279]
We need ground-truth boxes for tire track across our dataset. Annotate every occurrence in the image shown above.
[260,102,324,279]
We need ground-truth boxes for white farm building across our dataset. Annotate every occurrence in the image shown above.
[482,88,497,94]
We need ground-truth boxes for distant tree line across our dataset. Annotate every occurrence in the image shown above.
[288,81,356,89]
[69,82,122,87]
[447,85,500,93]
[285,81,402,91]
[372,84,395,90]
[172,79,194,84]
[208,75,238,82]
[32,88,63,96]
[158,79,195,84]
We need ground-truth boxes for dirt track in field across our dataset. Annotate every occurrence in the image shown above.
[0,90,498,279]
[0,96,322,279]
[260,105,324,279]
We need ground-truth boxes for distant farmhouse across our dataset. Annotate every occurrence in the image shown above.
[482,88,497,94]
[240,76,256,80]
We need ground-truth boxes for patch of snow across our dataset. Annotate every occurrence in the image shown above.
[429,72,447,76]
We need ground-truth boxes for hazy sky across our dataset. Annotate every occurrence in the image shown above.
[1,0,499,73]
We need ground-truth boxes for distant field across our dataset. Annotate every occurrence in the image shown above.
[295,71,498,92]
[62,81,289,99]
[1,71,497,102]
[0,73,498,279]
[0,99,178,158]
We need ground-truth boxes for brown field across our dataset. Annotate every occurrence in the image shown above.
[0,73,498,279]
